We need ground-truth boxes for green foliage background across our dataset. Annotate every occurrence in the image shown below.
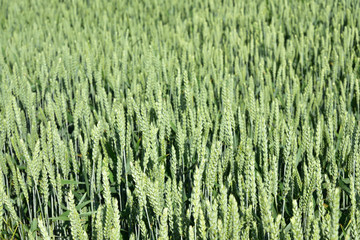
[1,0,360,239]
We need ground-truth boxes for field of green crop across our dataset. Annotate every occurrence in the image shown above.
[1,0,360,239]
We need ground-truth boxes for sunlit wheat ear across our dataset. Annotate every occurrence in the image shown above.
[67,191,88,240]
[290,200,303,240]
[38,219,51,240]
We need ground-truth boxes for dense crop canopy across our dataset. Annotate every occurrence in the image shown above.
[0,0,360,239]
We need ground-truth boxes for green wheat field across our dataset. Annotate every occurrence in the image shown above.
[1,0,360,239]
